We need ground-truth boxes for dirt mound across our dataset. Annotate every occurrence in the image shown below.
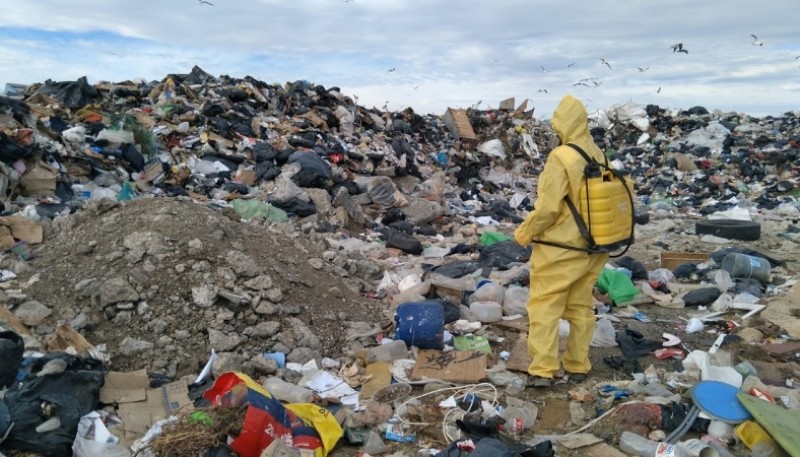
[17,197,382,377]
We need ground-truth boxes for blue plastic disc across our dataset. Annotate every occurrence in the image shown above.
[691,380,752,424]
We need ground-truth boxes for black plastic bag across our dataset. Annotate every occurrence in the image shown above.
[384,229,423,255]
[0,331,23,388]
[38,76,100,109]
[710,247,784,267]
[0,132,33,162]
[120,143,145,172]
[616,329,663,360]
[288,151,332,188]
[253,142,278,162]
[272,197,316,217]
[429,260,482,278]
[479,241,531,270]
[615,256,649,281]
[255,161,281,182]
[1,368,103,456]
[682,287,721,307]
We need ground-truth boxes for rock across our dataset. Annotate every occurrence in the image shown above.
[225,250,263,278]
[243,275,274,290]
[286,318,321,350]
[287,347,321,364]
[327,287,344,299]
[569,401,587,427]
[212,352,244,378]
[254,301,279,315]
[99,277,140,307]
[403,197,444,225]
[112,311,133,325]
[265,288,283,303]
[188,238,204,251]
[248,321,282,338]
[14,300,52,326]
[208,328,244,351]
[308,258,325,270]
[250,356,279,376]
[192,285,218,307]
[218,290,251,306]
[118,337,153,356]
[123,231,167,261]
[305,188,333,216]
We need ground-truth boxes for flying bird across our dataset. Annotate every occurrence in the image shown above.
[540,65,549,73]
[538,89,548,94]
[567,62,576,68]
[572,82,591,87]
[412,85,420,90]
[387,68,396,73]
[671,43,688,54]
[657,86,662,93]
[638,67,649,72]
[750,34,763,46]
[198,0,213,5]
[600,58,611,69]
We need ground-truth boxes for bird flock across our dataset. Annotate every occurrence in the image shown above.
[526,34,791,97]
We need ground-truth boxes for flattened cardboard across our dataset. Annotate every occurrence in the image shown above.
[0,216,43,244]
[507,332,532,373]
[360,362,392,400]
[101,370,149,404]
[411,350,486,383]
[493,316,529,332]
[0,226,15,251]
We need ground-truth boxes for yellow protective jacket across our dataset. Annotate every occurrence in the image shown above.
[514,95,607,249]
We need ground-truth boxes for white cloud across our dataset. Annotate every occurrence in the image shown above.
[0,0,798,117]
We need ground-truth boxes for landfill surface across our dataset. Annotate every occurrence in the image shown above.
[1,67,799,457]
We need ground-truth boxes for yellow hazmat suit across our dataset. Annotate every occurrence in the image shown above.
[514,94,608,378]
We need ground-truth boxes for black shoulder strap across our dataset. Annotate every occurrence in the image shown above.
[564,196,596,249]
[567,143,608,168]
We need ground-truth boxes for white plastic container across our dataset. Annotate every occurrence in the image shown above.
[470,281,505,305]
[366,339,408,363]
[469,301,503,323]
[262,377,314,403]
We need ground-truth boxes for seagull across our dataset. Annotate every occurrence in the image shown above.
[600,58,611,69]
[657,86,662,93]
[638,67,649,72]
[412,85,420,90]
[387,67,396,73]
[592,80,602,87]
[537,89,548,94]
[750,34,763,46]
[572,82,591,87]
[198,0,213,5]
[567,62,576,68]
[540,65,549,73]
[796,56,800,60]
[671,43,688,54]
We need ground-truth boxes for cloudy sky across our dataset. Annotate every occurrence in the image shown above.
[1,0,798,118]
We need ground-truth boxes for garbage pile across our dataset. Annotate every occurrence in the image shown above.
[0,68,799,456]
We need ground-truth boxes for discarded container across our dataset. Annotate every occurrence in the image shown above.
[735,361,758,379]
[262,377,315,403]
[618,431,696,457]
[394,301,444,350]
[721,253,771,283]
[660,251,710,271]
[734,420,778,450]
[366,339,408,363]
[469,301,503,323]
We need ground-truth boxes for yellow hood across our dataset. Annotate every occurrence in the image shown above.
[551,94,590,144]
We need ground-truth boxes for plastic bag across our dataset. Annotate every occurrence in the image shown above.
[0,331,23,388]
[470,281,505,305]
[2,360,104,456]
[271,174,309,205]
[479,241,531,270]
[72,411,130,457]
[231,199,288,222]
[591,318,618,347]
[384,229,423,255]
[479,231,512,247]
[476,139,507,160]
[596,269,639,305]
[502,285,528,316]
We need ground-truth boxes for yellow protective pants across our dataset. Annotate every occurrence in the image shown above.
[527,244,607,378]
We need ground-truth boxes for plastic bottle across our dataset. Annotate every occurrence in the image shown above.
[469,301,503,323]
[721,253,771,283]
[366,339,408,363]
[619,431,695,457]
[262,377,315,403]
[500,406,536,435]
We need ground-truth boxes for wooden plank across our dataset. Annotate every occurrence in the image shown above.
[493,316,529,332]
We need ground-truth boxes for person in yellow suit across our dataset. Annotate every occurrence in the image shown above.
[514,94,608,387]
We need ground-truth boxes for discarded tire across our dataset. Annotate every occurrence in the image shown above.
[695,219,760,241]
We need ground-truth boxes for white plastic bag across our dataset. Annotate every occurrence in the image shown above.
[590,318,618,347]
[72,411,130,457]
[477,139,507,160]
[502,285,529,316]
